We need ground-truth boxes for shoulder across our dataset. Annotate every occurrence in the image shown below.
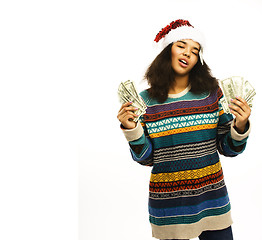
[139,89,167,106]
[139,89,151,104]
[217,86,223,99]
[139,89,149,99]
[208,86,223,101]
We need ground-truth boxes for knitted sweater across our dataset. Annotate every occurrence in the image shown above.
[122,86,250,239]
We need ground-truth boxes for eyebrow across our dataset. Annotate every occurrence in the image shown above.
[177,40,200,51]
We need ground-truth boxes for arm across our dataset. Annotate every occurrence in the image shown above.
[217,95,251,157]
[117,102,153,166]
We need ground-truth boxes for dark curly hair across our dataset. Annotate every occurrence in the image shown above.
[144,43,219,102]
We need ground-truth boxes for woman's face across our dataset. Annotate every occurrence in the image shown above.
[171,39,200,77]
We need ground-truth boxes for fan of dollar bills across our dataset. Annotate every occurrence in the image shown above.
[219,76,256,114]
[118,80,147,122]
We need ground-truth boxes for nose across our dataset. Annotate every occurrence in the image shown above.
[183,51,190,58]
[183,48,191,58]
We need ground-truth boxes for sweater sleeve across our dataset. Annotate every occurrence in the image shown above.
[216,88,251,157]
[121,114,154,166]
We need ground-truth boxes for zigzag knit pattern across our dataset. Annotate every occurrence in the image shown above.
[128,87,248,239]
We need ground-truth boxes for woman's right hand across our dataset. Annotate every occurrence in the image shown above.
[117,102,138,129]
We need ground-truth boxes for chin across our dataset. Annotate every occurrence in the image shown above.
[173,68,190,76]
[173,64,193,76]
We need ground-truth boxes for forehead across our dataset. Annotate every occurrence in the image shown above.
[176,39,200,49]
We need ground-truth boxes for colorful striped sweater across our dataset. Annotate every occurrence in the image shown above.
[121,86,250,239]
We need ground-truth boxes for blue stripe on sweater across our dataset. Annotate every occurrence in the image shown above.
[130,136,153,162]
[149,202,231,226]
[151,152,220,174]
[149,195,230,217]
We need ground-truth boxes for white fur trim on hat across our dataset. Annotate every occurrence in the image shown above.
[154,20,206,64]
[162,25,205,50]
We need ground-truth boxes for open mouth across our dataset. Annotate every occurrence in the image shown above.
[179,59,188,65]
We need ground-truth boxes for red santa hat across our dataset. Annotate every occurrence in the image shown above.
[154,19,205,65]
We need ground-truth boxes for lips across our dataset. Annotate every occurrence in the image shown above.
[178,58,188,67]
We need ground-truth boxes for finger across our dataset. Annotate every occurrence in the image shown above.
[229,108,241,119]
[235,96,247,103]
[122,110,138,118]
[229,103,245,116]
[230,97,251,118]
[118,111,138,122]
[230,98,247,112]
[235,96,249,108]
[229,103,251,122]
[122,114,137,126]
[236,96,252,115]
[118,103,138,114]
[118,106,138,117]
[124,114,135,122]
[118,101,133,112]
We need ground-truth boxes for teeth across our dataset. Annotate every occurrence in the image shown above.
[180,60,187,64]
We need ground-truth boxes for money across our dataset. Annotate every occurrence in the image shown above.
[219,76,256,114]
[231,76,244,97]
[118,80,147,122]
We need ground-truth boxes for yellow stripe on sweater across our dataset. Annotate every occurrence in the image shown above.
[219,109,224,116]
[150,161,222,182]
[149,123,217,139]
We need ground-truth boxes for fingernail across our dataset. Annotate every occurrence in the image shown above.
[135,108,138,110]
[231,99,234,102]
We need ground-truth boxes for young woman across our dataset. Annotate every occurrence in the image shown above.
[117,19,251,240]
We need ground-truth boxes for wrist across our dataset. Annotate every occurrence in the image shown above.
[234,121,247,134]
[234,125,245,134]
[231,119,251,141]
[121,122,137,130]
[121,122,143,142]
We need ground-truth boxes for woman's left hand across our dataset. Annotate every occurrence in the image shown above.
[229,96,251,133]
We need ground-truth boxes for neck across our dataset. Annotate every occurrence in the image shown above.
[169,74,189,94]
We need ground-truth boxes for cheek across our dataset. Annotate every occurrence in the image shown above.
[171,46,180,59]
[171,48,181,66]
[191,56,199,68]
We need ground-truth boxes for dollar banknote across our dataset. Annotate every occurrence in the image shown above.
[231,76,244,97]
[118,80,147,122]
[219,76,256,114]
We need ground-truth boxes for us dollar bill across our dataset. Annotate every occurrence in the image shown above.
[118,80,147,122]
[220,78,236,110]
[244,80,256,102]
[231,76,244,98]
[121,80,146,109]
[219,76,256,114]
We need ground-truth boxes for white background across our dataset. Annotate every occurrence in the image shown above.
[0,0,262,240]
